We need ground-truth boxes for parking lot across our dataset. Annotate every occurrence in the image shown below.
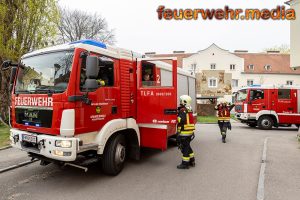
[0,123,300,200]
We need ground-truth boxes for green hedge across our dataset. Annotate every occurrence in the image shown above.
[0,123,10,148]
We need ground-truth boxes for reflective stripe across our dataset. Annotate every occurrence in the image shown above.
[221,132,226,136]
[179,131,194,136]
[184,125,195,131]
[182,156,190,161]
[218,117,230,121]
[187,112,190,124]
[177,117,181,123]
[189,153,195,158]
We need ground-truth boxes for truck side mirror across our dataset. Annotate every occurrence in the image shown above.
[86,56,99,78]
[1,60,12,71]
[84,56,99,91]
[9,67,18,92]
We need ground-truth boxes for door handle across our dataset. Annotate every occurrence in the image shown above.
[164,109,177,115]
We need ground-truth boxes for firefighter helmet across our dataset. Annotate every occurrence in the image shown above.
[180,95,192,107]
[218,98,227,105]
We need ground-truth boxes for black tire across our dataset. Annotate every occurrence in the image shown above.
[258,116,274,130]
[102,134,126,176]
[248,123,257,128]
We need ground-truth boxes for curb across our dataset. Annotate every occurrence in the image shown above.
[0,145,11,151]
[0,159,38,174]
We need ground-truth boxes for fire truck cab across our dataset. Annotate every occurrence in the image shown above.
[235,85,300,130]
[2,40,196,175]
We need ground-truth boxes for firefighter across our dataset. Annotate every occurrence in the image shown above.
[176,95,196,169]
[214,98,235,143]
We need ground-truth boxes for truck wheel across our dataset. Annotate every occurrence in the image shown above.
[258,116,273,130]
[102,134,126,176]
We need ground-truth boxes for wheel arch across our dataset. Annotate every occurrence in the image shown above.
[256,110,278,125]
[96,118,140,159]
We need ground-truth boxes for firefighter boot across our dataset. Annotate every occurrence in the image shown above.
[222,133,226,143]
[177,161,189,169]
[189,157,195,167]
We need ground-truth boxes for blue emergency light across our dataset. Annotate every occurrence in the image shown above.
[70,39,107,49]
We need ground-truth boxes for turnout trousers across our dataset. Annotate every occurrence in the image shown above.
[218,121,231,142]
[179,135,195,164]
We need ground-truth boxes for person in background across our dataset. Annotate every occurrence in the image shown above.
[253,92,262,100]
[142,72,152,86]
[176,95,196,169]
[215,98,235,143]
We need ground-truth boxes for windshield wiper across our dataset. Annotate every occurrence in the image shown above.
[15,90,31,94]
[34,88,64,94]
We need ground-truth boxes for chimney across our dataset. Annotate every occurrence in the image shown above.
[145,52,156,55]
[234,50,248,53]
[267,50,280,54]
[173,51,185,54]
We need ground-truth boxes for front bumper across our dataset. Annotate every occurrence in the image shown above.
[10,128,79,162]
[236,113,257,121]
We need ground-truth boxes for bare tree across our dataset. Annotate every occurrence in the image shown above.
[57,7,116,45]
[264,44,290,54]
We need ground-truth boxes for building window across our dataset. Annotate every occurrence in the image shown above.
[230,64,236,70]
[208,78,217,88]
[232,79,239,88]
[211,63,216,70]
[286,80,293,85]
[248,64,254,70]
[247,79,254,86]
[265,65,271,71]
[190,63,197,73]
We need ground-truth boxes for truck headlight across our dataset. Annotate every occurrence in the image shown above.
[55,140,72,148]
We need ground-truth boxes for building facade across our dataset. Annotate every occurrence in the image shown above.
[183,44,244,103]
[287,0,300,69]
[235,52,300,87]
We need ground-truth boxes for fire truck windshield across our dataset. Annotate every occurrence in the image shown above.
[15,50,74,94]
[236,89,247,102]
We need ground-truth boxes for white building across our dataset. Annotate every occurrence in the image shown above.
[287,0,300,69]
[183,44,244,102]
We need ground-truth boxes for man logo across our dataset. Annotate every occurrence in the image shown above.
[96,106,101,114]
[24,110,39,119]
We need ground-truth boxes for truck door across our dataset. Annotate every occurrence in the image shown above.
[136,58,177,124]
[248,89,267,113]
[274,89,296,124]
[74,53,120,134]
[136,58,178,150]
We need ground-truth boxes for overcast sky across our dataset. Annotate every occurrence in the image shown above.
[59,0,291,54]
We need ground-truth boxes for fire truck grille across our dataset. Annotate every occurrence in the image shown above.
[15,108,53,128]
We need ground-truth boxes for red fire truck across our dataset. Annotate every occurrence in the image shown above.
[235,85,300,130]
[1,40,196,175]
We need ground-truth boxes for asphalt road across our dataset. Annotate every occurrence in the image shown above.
[0,123,299,200]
